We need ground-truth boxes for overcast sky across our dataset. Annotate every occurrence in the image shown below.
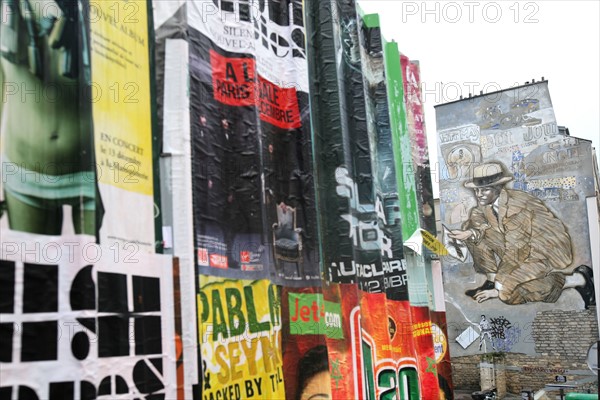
[359,0,600,196]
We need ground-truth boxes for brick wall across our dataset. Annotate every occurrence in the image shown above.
[451,307,598,395]
[531,308,598,359]
[451,354,481,391]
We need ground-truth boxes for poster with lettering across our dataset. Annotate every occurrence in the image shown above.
[303,0,355,285]
[252,0,319,285]
[382,35,444,397]
[187,1,319,285]
[90,0,157,253]
[0,232,176,399]
[410,305,442,399]
[356,10,444,397]
[399,53,454,395]
[319,283,358,399]
[187,6,263,278]
[321,283,426,399]
[355,6,408,301]
[354,291,396,399]
[329,0,383,293]
[197,276,285,400]
[281,287,337,400]
[399,56,436,235]
[386,299,421,399]
[304,0,396,292]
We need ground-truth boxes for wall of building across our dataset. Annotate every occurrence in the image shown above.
[435,81,599,392]
[451,306,598,394]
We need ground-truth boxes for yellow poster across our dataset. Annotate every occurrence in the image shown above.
[89,0,155,251]
[197,276,285,400]
[421,229,449,256]
[90,0,153,195]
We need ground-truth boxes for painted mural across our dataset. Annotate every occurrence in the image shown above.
[436,81,597,356]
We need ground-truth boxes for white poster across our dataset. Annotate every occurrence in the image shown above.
[0,232,176,399]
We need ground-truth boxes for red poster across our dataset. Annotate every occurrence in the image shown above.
[210,50,301,129]
[257,75,302,129]
[387,300,421,399]
[323,284,427,399]
[400,55,427,166]
[210,50,255,107]
[411,306,441,399]
[322,284,359,399]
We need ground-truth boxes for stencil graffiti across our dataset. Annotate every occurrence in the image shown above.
[477,315,520,353]
[478,315,494,351]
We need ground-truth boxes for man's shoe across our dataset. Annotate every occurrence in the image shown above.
[574,265,596,309]
[465,280,495,298]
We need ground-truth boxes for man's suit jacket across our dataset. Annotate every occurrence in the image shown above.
[463,188,572,300]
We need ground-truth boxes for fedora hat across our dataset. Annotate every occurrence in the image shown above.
[464,162,513,188]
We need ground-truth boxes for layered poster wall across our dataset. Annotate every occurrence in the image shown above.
[153,0,455,399]
[0,0,177,397]
[396,51,454,396]
[436,82,597,356]
[305,1,449,398]
[185,1,324,399]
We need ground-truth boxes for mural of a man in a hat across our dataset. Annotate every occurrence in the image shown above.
[448,162,595,308]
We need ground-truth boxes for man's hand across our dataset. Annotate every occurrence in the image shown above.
[448,229,472,241]
[474,289,499,303]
